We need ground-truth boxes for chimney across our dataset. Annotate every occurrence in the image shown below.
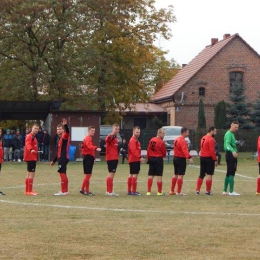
[211,38,218,46]
[223,34,231,39]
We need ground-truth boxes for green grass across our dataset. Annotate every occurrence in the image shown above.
[0,153,259,259]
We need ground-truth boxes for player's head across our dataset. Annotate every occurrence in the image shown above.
[31,124,39,136]
[133,126,140,138]
[208,126,217,137]
[57,124,65,136]
[157,128,165,139]
[230,121,239,132]
[112,124,120,135]
[181,127,189,137]
[88,126,95,136]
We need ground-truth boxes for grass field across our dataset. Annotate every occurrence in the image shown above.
[0,153,260,260]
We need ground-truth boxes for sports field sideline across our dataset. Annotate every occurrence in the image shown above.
[0,153,259,259]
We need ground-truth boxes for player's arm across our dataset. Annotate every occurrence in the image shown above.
[257,137,260,162]
[210,139,217,161]
[50,156,57,166]
[160,141,167,158]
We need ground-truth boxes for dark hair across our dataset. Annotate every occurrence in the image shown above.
[208,126,216,133]
[232,121,239,125]
[181,127,188,134]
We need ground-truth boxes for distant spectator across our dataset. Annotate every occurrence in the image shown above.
[53,133,59,148]
[3,129,13,161]
[215,140,222,165]
[42,130,51,161]
[0,128,5,195]
[20,128,30,161]
[119,138,128,164]
[13,129,22,162]
[36,128,44,160]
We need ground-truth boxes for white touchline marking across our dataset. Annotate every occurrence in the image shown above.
[191,165,255,179]
[0,199,260,217]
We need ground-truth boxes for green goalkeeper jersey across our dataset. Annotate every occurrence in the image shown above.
[224,130,237,153]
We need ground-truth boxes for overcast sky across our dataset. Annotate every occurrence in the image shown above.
[155,0,260,65]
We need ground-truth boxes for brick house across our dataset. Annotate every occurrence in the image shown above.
[152,33,260,129]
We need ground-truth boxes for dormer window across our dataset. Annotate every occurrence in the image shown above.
[199,87,205,97]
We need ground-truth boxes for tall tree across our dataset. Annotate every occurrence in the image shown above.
[0,0,176,116]
[227,82,252,129]
[251,92,260,128]
[214,100,227,129]
[198,99,206,129]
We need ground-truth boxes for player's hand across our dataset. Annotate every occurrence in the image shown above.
[215,161,218,167]
[232,152,238,158]
[61,118,68,125]
[31,149,36,153]
[96,148,101,152]
[50,161,55,166]
[189,158,194,165]
[140,157,146,164]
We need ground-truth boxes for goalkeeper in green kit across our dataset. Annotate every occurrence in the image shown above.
[223,121,240,196]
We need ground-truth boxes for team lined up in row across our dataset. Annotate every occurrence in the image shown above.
[0,120,259,196]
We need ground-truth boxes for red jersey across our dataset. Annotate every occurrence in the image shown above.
[53,124,70,162]
[147,137,166,160]
[105,135,119,161]
[257,136,260,162]
[128,136,141,163]
[174,136,191,159]
[200,134,217,161]
[81,135,97,157]
[0,140,3,163]
[24,133,38,162]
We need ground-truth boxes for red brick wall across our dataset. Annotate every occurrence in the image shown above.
[175,37,260,129]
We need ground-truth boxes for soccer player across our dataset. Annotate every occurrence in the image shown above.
[222,121,240,196]
[0,128,5,195]
[80,126,101,196]
[146,128,167,196]
[24,123,39,196]
[256,135,260,195]
[127,126,145,196]
[196,126,218,195]
[50,118,70,196]
[105,124,120,196]
[170,127,193,196]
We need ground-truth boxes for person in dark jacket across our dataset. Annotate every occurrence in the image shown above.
[3,129,13,161]
[41,130,51,161]
[13,129,22,162]
[36,128,44,161]
[215,140,222,165]
[119,138,128,164]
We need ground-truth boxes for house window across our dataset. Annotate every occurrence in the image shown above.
[230,72,243,87]
[199,87,205,97]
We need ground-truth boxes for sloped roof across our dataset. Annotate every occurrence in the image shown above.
[152,33,260,103]
[0,100,61,120]
[118,103,166,113]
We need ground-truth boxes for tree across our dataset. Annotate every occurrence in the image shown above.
[154,58,180,93]
[198,99,206,129]
[251,92,260,128]
[227,82,252,129]
[0,0,176,118]
[214,100,227,129]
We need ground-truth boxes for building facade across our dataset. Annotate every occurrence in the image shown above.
[152,33,260,129]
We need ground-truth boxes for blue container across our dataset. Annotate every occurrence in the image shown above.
[69,145,76,161]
